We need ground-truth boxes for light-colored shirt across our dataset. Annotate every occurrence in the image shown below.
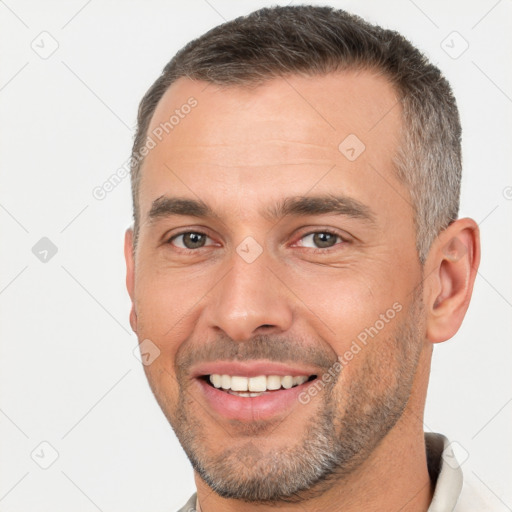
[177,433,487,511]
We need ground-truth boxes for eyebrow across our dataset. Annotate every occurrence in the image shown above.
[147,194,375,224]
[264,194,375,223]
[148,196,218,221]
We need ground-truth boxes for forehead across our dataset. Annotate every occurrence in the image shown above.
[139,71,406,223]
[148,70,401,145]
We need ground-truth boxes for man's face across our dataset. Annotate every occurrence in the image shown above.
[126,71,427,501]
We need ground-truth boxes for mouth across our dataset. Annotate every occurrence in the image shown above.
[190,361,321,421]
[203,373,317,397]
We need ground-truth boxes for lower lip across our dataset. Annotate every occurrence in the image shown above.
[195,378,314,422]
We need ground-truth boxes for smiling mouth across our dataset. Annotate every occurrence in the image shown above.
[203,374,317,397]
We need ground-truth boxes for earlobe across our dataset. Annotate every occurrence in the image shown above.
[424,218,480,344]
[124,228,138,333]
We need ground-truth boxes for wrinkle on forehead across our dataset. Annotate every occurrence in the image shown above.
[165,139,338,168]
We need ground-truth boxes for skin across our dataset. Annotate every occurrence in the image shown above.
[124,71,480,511]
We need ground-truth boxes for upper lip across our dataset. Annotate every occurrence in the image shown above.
[190,360,320,379]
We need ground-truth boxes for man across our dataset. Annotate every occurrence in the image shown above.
[124,5,482,511]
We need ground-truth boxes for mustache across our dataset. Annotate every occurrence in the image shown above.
[175,333,338,374]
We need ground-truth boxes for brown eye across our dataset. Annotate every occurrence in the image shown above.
[300,232,341,249]
[313,232,338,248]
[171,232,210,249]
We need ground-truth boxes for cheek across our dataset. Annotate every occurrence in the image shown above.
[284,265,411,394]
[133,264,209,349]
[286,266,402,349]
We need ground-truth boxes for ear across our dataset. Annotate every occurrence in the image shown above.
[423,218,480,344]
[124,228,138,333]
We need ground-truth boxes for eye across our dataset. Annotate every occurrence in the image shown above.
[298,231,343,249]
[169,232,214,250]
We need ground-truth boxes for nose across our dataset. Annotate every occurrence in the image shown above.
[204,250,293,342]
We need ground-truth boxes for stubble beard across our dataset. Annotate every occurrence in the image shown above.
[155,293,425,504]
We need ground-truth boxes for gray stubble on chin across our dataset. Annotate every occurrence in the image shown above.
[176,383,348,502]
[166,297,424,503]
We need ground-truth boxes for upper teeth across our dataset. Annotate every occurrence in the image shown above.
[209,374,309,392]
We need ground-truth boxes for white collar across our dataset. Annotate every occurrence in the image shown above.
[426,432,463,511]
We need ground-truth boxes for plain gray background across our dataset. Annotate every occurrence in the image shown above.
[1,1,511,511]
